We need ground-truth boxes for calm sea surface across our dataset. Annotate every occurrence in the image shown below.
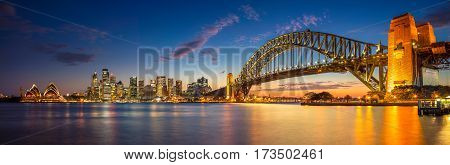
[0,103,448,145]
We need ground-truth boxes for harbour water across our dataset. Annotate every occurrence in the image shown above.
[0,103,449,145]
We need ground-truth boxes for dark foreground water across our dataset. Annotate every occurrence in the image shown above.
[0,103,448,145]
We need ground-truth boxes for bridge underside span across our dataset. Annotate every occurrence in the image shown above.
[235,30,389,96]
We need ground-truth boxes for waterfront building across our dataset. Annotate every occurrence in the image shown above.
[21,83,65,102]
[89,72,100,101]
[156,76,167,97]
[116,81,124,101]
[138,80,145,99]
[101,69,111,102]
[142,85,152,101]
[129,77,138,100]
[150,80,156,95]
[122,87,129,101]
[175,80,182,96]
[110,75,117,102]
[186,77,212,97]
[167,78,174,98]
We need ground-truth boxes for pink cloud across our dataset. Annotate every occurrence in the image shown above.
[276,14,323,34]
[240,4,260,21]
[171,14,239,59]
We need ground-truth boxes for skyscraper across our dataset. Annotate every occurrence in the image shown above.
[90,72,100,101]
[150,80,156,98]
[101,69,111,102]
[138,80,145,99]
[129,77,138,100]
[110,74,117,102]
[175,80,182,96]
[167,78,174,97]
[156,76,166,97]
[116,81,124,101]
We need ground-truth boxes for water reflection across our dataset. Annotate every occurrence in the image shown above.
[0,103,448,144]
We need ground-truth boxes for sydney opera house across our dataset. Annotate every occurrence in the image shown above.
[21,83,66,102]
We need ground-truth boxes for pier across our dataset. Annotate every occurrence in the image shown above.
[418,98,450,116]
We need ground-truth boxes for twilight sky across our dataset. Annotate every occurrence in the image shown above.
[0,0,449,97]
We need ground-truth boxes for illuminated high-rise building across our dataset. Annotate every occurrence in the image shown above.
[156,76,167,97]
[101,69,111,102]
[110,74,117,102]
[138,80,145,99]
[90,72,100,101]
[175,80,182,96]
[129,77,138,100]
[116,81,124,101]
[150,80,156,92]
[167,78,174,97]
[143,85,152,101]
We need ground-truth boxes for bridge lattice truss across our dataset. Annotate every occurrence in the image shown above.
[235,30,388,96]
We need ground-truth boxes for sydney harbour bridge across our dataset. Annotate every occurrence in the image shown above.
[209,13,449,100]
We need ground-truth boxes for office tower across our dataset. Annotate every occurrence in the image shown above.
[129,77,138,100]
[138,80,145,99]
[122,87,129,100]
[90,72,100,101]
[175,80,182,96]
[143,85,152,101]
[149,79,156,99]
[110,74,117,102]
[167,78,174,97]
[101,69,111,102]
[156,76,167,97]
[116,81,124,101]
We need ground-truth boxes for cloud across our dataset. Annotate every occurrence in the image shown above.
[0,3,54,34]
[276,15,322,35]
[33,42,95,66]
[171,14,239,59]
[421,5,450,28]
[34,43,68,54]
[235,13,326,46]
[240,5,260,21]
[54,52,95,66]
[255,81,360,91]
[0,3,16,16]
[235,31,273,46]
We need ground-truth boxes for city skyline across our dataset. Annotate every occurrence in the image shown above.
[1,0,449,97]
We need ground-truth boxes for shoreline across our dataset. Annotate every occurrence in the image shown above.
[0,101,418,106]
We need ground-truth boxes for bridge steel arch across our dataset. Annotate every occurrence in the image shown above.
[235,30,389,97]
